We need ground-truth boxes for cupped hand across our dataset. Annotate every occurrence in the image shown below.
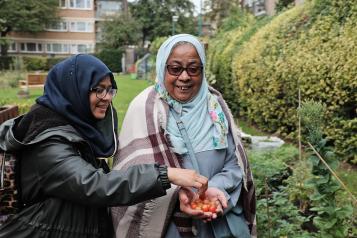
[178,188,213,221]
[200,187,228,217]
[167,168,208,191]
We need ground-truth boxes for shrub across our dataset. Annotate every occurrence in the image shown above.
[23,56,46,71]
[206,9,270,115]
[228,0,356,161]
[46,57,67,71]
[94,48,124,73]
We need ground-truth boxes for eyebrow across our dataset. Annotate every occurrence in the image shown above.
[168,60,201,65]
[96,84,112,88]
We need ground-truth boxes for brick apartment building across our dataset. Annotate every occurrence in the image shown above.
[6,0,122,57]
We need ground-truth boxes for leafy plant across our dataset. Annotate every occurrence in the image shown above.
[299,100,354,237]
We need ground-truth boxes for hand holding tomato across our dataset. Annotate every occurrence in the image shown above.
[192,187,228,218]
[178,188,213,221]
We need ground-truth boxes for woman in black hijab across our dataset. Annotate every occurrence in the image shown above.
[0,54,207,238]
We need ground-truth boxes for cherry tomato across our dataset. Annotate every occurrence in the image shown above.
[202,204,209,212]
[209,206,217,213]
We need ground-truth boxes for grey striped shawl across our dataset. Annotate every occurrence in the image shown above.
[111,86,256,237]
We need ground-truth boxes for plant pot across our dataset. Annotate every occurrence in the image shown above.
[0,105,19,124]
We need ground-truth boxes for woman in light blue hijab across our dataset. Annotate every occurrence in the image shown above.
[155,34,252,238]
[155,34,229,155]
[112,34,256,238]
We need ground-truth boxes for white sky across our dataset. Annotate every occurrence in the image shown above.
[191,0,202,13]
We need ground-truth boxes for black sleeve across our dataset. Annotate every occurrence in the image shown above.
[22,138,168,207]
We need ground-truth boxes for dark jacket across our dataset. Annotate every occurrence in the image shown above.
[0,116,168,238]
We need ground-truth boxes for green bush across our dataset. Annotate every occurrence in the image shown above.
[23,56,46,71]
[94,48,123,73]
[208,0,357,161]
[46,57,67,71]
[206,9,270,115]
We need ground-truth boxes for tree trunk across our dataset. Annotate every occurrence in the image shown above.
[0,30,9,56]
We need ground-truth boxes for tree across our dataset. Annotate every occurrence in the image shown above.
[131,0,196,45]
[0,0,59,55]
[101,14,142,49]
[204,0,241,29]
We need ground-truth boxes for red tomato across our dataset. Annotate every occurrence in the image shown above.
[209,206,217,213]
[202,204,209,212]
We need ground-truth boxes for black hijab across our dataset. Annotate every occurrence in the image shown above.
[36,54,118,157]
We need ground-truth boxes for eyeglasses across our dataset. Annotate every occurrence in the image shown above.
[166,64,203,77]
[90,87,117,99]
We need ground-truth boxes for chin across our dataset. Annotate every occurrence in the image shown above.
[94,113,106,120]
[176,95,193,103]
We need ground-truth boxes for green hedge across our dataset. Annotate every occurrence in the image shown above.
[206,9,270,115]
[208,0,357,162]
[93,48,123,73]
[22,52,123,73]
[23,56,47,71]
[46,57,67,70]
[23,56,67,71]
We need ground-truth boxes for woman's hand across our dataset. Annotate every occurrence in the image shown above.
[201,187,228,217]
[178,187,228,223]
[178,188,213,221]
[167,167,208,193]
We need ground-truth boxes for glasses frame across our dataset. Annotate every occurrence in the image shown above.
[90,87,117,99]
[166,64,203,77]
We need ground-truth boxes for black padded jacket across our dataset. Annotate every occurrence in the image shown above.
[0,116,168,238]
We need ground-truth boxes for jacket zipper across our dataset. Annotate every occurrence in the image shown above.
[1,152,5,189]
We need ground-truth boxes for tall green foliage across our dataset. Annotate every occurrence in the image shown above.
[94,48,124,73]
[101,14,142,48]
[204,0,241,29]
[249,145,312,237]
[220,0,357,161]
[130,0,196,45]
[206,8,269,115]
[299,100,354,237]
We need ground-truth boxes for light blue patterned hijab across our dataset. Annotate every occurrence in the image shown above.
[155,34,228,154]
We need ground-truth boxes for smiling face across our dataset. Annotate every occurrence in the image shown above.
[164,43,203,103]
[89,76,113,119]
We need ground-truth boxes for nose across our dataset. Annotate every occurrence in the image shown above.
[178,69,190,81]
[102,91,113,101]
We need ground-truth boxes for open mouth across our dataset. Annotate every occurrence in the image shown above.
[96,104,108,110]
[176,85,192,91]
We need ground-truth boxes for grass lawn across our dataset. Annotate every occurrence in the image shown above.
[112,74,153,128]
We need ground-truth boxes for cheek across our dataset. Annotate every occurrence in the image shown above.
[193,77,203,90]
[89,94,97,110]
[164,76,175,90]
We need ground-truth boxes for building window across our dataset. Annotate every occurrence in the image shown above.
[70,44,93,54]
[19,42,43,53]
[47,43,69,53]
[59,0,67,8]
[69,0,92,9]
[7,42,17,52]
[46,21,68,31]
[99,1,121,11]
[70,21,93,32]
[97,1,121,17]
